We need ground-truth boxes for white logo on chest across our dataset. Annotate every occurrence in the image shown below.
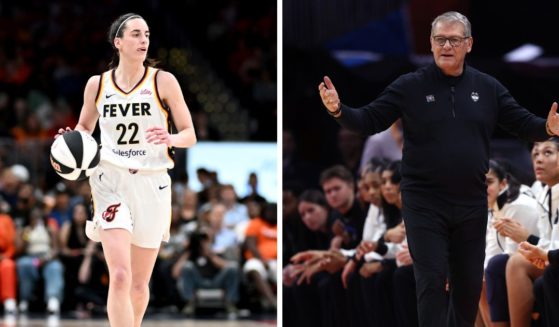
[471,92,479,102]
[426,95,435,103]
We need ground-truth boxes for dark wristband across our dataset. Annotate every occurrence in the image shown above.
[327,103,342,117]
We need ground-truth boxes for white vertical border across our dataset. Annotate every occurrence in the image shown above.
[276,0,283,325]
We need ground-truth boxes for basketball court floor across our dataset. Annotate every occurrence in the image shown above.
[3,315,276,326]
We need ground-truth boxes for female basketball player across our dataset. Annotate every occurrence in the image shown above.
[57,13,196,327]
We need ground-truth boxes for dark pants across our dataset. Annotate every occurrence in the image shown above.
[177,261,239,303]
[485,254,510,322]
[393,264,419,327]
[283,278,322,327]
[360,259,397,326]
[537,264,559,327]
[402,192,487,327]
[316,272,349,327]
[151,258,181,307]
[346,270,367,327]
[534,276,545,327]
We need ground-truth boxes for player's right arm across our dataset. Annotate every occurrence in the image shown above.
[75,75,101,134]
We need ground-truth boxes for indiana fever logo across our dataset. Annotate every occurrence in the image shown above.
[50,156,61,173]
[102,203,121,222]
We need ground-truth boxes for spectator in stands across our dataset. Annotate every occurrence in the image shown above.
[241,172,267,205]
[11,111,50,144]
[208,203,240,261]
[180,189,199,229]
[16,207,64,315]
[59,203,89,311]
[282,181,306,266]
[347,160,405,326]
[335,128,365,176]
[243,203,277,309]
[219,184,249,237]
[11,182,38,228]
[341,159,388,290]
[283,189,333,327]
[68,181,92,209]
[359,120,403,171]
[192,110,221,141]
[152,205,189,309]
[47,183,72,229]
[74,241,109,318]
[0,201,17,315]
[288,165,366,327]
[176,229,240,317]
[320,165,365,250]
[284,189,335,287]
[0,165,26,210]
[196,168,213,204]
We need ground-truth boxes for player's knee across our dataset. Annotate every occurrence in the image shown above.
[485,254,508,278]
[131,281,148,296]
[505,253,528,275]
[111,266,131,290]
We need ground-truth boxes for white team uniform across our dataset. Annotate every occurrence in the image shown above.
[85,67,173,248]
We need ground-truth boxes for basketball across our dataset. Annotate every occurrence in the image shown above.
[50,130,101,181]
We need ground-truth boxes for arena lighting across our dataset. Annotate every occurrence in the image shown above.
[504,44,543,62]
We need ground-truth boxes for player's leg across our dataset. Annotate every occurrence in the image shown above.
[127,171,171,326]
[130,245,159,327]
[542,265,559,326]
[484,254,511,326]
[506,253,543,327]
[100,228,134,327]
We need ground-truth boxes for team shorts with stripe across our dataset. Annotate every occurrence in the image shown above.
[85,161,172,249]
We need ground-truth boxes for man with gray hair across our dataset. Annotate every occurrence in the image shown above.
[318,11,559,327]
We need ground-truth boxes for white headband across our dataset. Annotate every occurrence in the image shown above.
[115,15,141,39]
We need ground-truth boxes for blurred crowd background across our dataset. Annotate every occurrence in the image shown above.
[0,0,277,320]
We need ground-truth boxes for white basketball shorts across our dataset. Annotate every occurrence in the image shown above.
[85,161,172,248]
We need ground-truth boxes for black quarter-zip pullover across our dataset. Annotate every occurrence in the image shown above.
[337,63,549,205]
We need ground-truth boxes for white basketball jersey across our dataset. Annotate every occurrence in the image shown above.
[95,67,174,170]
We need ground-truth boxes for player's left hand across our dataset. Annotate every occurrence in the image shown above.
[546,102,559,136]
[146,126,172,146]
[55,127,72,139]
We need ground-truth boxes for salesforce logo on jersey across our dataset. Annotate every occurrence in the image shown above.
[112,148,147,158]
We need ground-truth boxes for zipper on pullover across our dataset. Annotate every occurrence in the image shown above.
[450,86,456,118]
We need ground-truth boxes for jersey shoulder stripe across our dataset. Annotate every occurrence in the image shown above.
[153,69,167,112]
[94,73,104,107]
